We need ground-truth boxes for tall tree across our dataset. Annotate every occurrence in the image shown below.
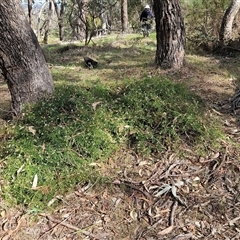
[219,0,240,45]
[36,1,48,39]
[121,0,128,32]
[43,0,54,44]
[27,0,33,26]
[74,0,88,41]
[154,0,185,69]
[52,0,65,41]
[0,0,54,115]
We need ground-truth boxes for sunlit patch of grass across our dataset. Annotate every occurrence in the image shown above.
[43,34,157,86]
[111,77,224,154]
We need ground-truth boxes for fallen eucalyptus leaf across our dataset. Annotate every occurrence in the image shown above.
[193,177,200,182]
[210,152,220,159]
[229,216,240,226]
[130,209,138,220]
[149,185,161,190]
[17,164,25,175]
[175,180,184,187]
[138,160,149,166]
[92,101,102,110]
[31,174,38,189]
[158,225,174,235]
[171,233,193,240]
[154,185,172,197]
[28,126,36,135]
[89,162,101,167]
[47,198,57,207]
[171,185,177,198]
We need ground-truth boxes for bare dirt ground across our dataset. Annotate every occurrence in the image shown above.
[1,53,240,240]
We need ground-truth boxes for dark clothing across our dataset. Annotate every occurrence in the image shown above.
[140,8,154,22]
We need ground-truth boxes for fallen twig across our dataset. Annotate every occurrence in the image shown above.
[116,180,153,200]
[39,212,93,239]
[39,213,80,231]
[170,233,194,240]
[2,215,25,240]
[169,200,178,226]
[213,146,228,174]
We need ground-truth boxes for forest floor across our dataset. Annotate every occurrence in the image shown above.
[1,35,240,240]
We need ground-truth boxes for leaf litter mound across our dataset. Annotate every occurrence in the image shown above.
[1,143,240,239]
[1,42,240,239]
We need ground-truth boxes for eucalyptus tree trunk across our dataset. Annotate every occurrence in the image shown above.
[27,0,33,26]
[100,12,107,34]
[52,0,65,41]
[0,0,54,115]
[76,0,88,42]
[37,1,48,39]
[219,0,240,45]
[153,0,185,69]
[121,0,128,32]
[43,0,54,44]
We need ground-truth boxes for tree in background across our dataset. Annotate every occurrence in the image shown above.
[22,0,141,41]
[0,0,54,115]
[52,0,65,41]
[181,0,240,53]
[66,0,88,41]
[42,0,54,43]
[121,0,128,32]
[154,0,185,69]
[27,0,33,26]
[219,0,240,45]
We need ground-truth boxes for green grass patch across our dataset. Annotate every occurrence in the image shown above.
[0,76,225,209]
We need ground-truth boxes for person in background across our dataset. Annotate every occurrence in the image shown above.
[140,5,154,33]
[140,4,154,23]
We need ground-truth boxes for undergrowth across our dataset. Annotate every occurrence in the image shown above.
[0,76,225,210]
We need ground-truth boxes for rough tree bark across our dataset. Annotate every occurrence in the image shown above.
[76,0,88,42]
[43,0,54,44]
[153,0,185,69]
[27,0,33,26]
[52,0,65,41]
[100,11,107,34]
[219,0,240,45]
[121,0,128,33]
[37,1,48,39]
[0,0,54,115]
